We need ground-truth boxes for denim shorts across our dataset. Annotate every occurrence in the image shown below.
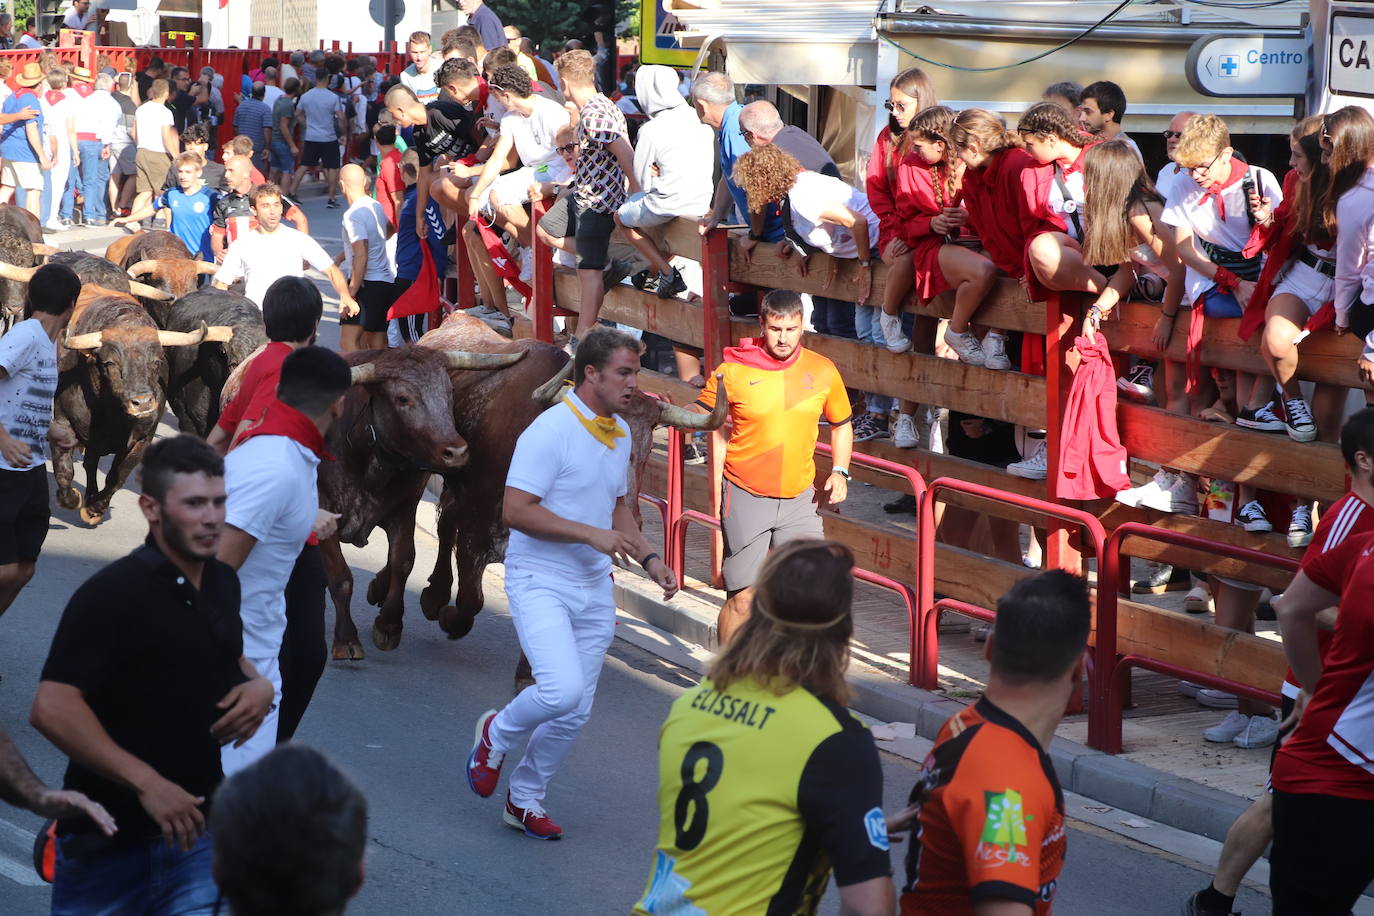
[269,139,295,172]
[52,831,219,916]
[1202,284,1244,318]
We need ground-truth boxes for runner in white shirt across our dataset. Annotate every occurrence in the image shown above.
[217,346,350,774]
[39,69,80,231]
[465,328,679,841]
[213,183,358,315]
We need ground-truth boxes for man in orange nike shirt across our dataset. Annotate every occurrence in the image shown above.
[696,289,854,643]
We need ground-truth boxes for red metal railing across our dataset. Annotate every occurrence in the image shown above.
[915,478,1107,690]
[1093,522,1295,753]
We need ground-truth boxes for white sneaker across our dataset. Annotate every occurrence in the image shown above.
[1236,499,1273,533]
[1178,680,1202,698]
[982,332,1011,370]
[1234,714,1280,748]
[1007,438,1047,480]
[1114,469,1171,509]
[1183,585,1212,614]
[1288,504,1314,548]
[878,311,912,353]
[1204,710,1251,742]
[892,413,919,448]
[1144,471,1199,514]
[1198,688,1239,709]
[518,247,533,284]
[943,328,986,366]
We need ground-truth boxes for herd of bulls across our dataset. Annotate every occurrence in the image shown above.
[3,205,726,667]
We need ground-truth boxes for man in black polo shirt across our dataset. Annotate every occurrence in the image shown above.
[210,154,308,262]
[384,82,479,240]
[30,435,274,915]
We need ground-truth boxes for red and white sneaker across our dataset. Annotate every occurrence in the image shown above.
[466,709,504,798]
[503,794,563,840]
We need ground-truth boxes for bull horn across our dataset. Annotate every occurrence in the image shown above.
[351,362,377,385]
[128,280,173,301]
[531,358,575,407]
[156,321,209,347]
[63,330,103,350]
[444,349,527,371]
[31,243,58,257]
[657,373,728,431]
[205,325,235,343]
[195,261,220,276]
[0,261,37,283]
[126,260,158,278]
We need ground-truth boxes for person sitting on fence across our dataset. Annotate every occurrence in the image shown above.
[694,289,854,644]
[613,63,713,301]
[732,143,891,444]
[385,81,482,246]
[1332,106,1374,398]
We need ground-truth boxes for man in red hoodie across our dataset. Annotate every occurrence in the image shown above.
[695,289,854,643]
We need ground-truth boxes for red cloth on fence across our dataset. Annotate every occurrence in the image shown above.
[388,239,437,320]
[475,218,532,301]
[1054,332,1129,499]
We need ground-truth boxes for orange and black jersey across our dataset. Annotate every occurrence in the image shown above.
[901,697,1066,915]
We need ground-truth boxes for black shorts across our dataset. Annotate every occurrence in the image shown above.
[1268,693,1297,773]
[344,279,400,333]
[569,200,616,271]
[300,140,341,170]
[1270,789,1374,914]
[0,466,50,564]
[1348,291,1374,340]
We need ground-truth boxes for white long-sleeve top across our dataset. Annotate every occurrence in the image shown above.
[1334,167,1374,360]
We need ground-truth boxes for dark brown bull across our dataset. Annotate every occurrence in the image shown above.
[313,344,529,659]
[0,205,59,331]
[339,313,723,658]
[163,289,267,437]
[111,230,218,325]
[53,286,232,525]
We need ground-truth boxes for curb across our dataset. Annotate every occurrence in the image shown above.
[613,573,1252,844]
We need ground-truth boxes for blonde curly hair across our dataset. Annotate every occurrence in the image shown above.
[732,144,803,214]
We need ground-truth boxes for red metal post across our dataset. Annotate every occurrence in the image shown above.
[529,198,554,343]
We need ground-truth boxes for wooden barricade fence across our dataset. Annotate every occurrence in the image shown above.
[516,213,1349,754]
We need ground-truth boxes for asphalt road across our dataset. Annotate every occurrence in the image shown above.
[0,191,1275,914]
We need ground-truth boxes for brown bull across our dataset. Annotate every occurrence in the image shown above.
[306,344,529,659]
[341,313,724,659]
[53,286,231,525]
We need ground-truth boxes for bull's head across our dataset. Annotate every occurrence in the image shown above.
[0,260,174,303]
[347,348,527,472]
[64,322,233,419]
[127,259,220,299]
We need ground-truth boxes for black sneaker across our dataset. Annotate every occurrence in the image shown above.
[852,413,888,442]
[631,269,657,292]
[683,440,707,466]
[883,493,917,514]
[1181,888,1239,916]
[1235,404,1285,433]
[655,267,687,300]
[1131,562,1189,594]
[325,198,341,209]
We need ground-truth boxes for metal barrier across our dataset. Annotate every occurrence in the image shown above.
[916,478,1107,690]
[1093,521,1295,754]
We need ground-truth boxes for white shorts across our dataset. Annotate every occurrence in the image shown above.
[1272,258,1334,315]
[489,160,573,210]
[2,159,41,191]
[617,191,674,230]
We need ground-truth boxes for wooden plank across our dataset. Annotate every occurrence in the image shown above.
[1118,403,1346,504]
[1104,598,1285,693]
[931,543,1033,611]
[856,437,1049,501]
[639,369,703,407]
[805,334,1047,428]
[1102,302,1365,388]
[553,270,706,349]
[1099,503,1300,592]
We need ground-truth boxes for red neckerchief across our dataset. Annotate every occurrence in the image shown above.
[1057,146,1090,175]
[236,399,334,461]
[43,89,64,106]
[1198,158,1247,221]
[723,338,802,370]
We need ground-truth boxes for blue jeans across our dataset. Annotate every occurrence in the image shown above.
[52,831,220,916]
[78,141,109,223]
[1202,283,1244,318]
[810,296,856,339]
[853,304,894,413]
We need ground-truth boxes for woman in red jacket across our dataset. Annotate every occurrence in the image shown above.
[1015,101,1106,299]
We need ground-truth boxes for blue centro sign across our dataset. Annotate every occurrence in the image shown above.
[1186,33,1309,97]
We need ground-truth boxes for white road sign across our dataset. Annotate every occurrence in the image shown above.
[1186,33,1309,97]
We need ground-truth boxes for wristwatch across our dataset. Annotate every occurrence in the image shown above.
[833,467,851,480]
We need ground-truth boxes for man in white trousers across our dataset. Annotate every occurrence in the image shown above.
[466,326,678,839]
[217,346,350,774]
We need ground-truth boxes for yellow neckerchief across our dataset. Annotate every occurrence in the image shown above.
[562,386,625,450]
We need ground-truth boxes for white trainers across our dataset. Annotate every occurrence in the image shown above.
[1198,688,1239,709]
[1183,585,1213,614]
[518,247,533,284]
[878,311,911,353]
[892,413,920,448]
[982,332,1012,370]
[1007,438,1048,480]
[943,328,986,366]
[1116,469,1199,514]
[1288,503,1314,548]
[1233,714,1280,749]
[1236,500,1273,533]
[1178,680,1203,698]
[1282,397,1317,443]
[1204,710,1251,743]
[1114,468,1170,509]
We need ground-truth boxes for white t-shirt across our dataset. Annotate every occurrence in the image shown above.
[225,433,320,661]
[134,100,174,152]
[215,226,336,307]
[1160,163,1283,302]
[63,7,97,29]
[42,93,79,153]
[297,87,341,144]
[0,319,56,473]
[501,94,569,172]
[73,89,122,142]
[785,171,880,260]
[1046,164,1087,241]
[261,84,285,110]
[400,59,443,104]
[505,390,631,581]
[343,197,396,282]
